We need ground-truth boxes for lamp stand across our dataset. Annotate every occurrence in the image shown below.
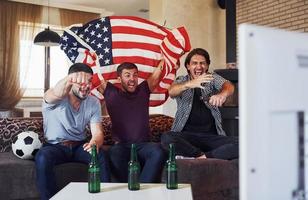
[44,46,50,93]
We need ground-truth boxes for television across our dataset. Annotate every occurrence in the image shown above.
[239,24,308,200]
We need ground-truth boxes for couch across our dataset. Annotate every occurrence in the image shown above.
[0,114,238,200]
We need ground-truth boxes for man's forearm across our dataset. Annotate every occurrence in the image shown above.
[147,60,164,92]
[219,81,234,98]
[53,77,72,97]
[91,132,104,147]
[97,78,107,94]
[168,82,190,98]
[44,76,72,103]
[169,74,214,97]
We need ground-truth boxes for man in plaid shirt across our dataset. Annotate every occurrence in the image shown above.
[161,48,238,160]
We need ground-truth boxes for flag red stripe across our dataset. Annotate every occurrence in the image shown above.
[177,27,192,51]
[112,41,161,53]
[161,42,180,59]
[138,71,152,79]
[113,56,158,66]
[111,26,165,40]
[164,31,186,51]
[149,100,167,106]
[102,72,117,80]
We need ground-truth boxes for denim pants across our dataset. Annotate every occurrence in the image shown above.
[35,143,111,200]
[161,131,239,160]
[108,142,166,183]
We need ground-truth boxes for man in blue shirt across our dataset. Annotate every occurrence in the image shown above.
[35,63,110,200]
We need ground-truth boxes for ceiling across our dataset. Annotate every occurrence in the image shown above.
[51,0,149,17]
[11,0,149,18]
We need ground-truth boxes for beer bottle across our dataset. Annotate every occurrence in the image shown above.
[88,144,100,193]
[128,143,140,190]
[166,143,178,189]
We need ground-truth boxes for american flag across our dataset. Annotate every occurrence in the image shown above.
[60,16,191,106]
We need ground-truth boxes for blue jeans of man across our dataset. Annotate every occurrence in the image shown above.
[108,142,166,183]
[161,131,238,160]
[35,142,110,200]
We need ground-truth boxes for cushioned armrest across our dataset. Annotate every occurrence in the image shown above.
[176,158,239,200]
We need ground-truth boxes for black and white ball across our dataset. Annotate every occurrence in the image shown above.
[12,131,42,159]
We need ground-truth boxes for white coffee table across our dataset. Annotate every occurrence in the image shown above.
[51,182,192,200]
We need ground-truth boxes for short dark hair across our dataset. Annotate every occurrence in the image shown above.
[68,63,93,75]
[116,62,138,76]
[184,48,211,68]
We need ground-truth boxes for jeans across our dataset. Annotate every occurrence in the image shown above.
[108,142,166,183]
[35,143,110,200]
[161,131,238,160]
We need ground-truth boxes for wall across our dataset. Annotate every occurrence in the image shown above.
[237,0,308,32]
[150,0,226,70]
[149,0,226,116]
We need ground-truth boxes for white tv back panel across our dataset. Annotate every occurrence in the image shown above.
[239,24,308,200]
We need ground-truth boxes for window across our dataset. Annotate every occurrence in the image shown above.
[19,23,72,97]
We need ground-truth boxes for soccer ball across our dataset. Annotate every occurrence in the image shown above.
[12,131,42,159]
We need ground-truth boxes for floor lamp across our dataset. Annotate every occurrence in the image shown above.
[33,2,60,92]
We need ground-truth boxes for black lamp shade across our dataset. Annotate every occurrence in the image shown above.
[34,27,60,46]
[217,0,226,9]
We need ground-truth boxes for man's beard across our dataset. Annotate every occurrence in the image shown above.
[122,84,135,93]
[122,80,137,93]
[72,89,87,100]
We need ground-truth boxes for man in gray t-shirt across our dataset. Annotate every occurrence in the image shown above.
[35,63,110,200]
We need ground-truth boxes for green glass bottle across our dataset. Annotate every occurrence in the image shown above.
[166,143,178,189]
[128,143,140,190]
[88,144,101,193]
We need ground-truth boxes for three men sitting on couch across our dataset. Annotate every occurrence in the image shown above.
[34,48,238,199]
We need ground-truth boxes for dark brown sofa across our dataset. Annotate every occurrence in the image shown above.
[0,114,238,200]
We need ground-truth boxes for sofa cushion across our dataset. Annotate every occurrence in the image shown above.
[0,152,89,200]
[0,152,39,199]
[149,114,174,142]
[0,118,44,152]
